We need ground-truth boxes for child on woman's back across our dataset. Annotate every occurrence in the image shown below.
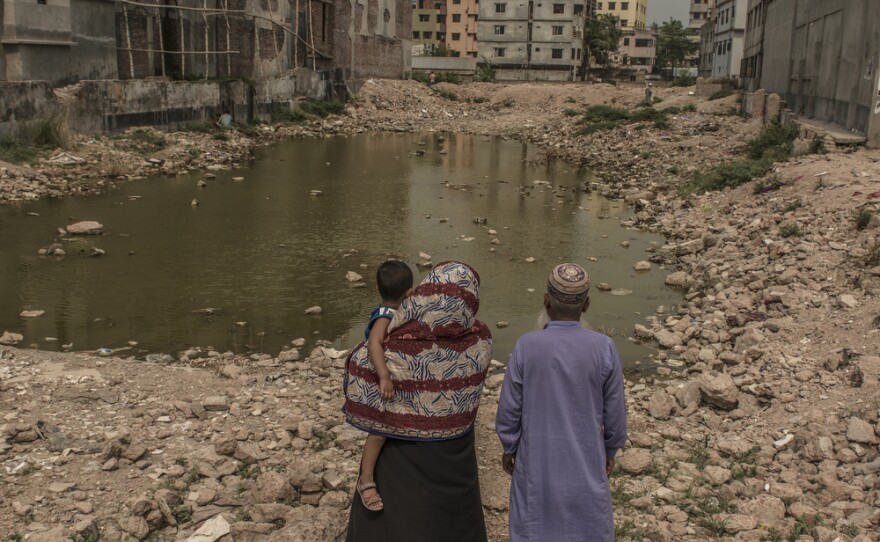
[356,259,413,512]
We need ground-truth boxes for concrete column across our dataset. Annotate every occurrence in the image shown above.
[766,93,782,122]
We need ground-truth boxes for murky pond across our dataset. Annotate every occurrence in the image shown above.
[0,133,680,368]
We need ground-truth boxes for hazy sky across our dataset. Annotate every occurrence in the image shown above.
[647,0,690,25]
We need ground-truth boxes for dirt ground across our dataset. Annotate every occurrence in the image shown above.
[2,80,880,542]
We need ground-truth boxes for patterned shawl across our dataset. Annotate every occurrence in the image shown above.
[344,261,493,441]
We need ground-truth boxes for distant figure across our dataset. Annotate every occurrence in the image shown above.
[644,82,654,105]
[496,263,628,542]
[218,111,233,128]
[429,71,436,86]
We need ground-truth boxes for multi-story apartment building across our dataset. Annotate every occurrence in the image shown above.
[710,0,745,79]
[445,0,480,57]
[412,0,445,53]
[697,13,715,78]
[477,1,591,80]
[740,0,766,91]
[689,0,715,32]
[595,0,648,30]
[615,28,656,72]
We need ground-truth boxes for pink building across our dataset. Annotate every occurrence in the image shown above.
[444,0,479,58]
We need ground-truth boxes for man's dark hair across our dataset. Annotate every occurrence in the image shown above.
[377,260,413,302]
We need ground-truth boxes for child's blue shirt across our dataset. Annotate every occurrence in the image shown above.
[364,306,396,342]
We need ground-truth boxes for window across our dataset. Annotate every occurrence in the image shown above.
[494,25,505,35]
[423,31,433,39]
[419,14,430,22]
[452,13,461,22]
[453,0,461,3]
[413,31,419,38]
[437,14,446,23]
[495,3,506,13]
[494,47,506,57]
[574,4,584,14]
[621,2,629,9]
[608,2,616,9]
[552,25,563,35]
[551,48,563,59]
[620,19,627,27]
[553,3,564,14]
[452,32,461,40]
[597,2,602,9]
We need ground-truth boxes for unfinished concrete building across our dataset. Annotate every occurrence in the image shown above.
[0,0,411,86]
[741,0,880,146]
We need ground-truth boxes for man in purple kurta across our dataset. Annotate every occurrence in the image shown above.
[496,263,628,542]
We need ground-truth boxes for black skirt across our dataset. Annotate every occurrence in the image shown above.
[346,430,488,542]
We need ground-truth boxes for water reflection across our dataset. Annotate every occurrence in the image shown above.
[0,133,680,368]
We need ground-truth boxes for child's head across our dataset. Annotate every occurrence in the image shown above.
[377,260,414,303]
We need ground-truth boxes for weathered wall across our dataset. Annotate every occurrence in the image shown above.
[759,0,880,141]
[0,73,325,138]
[0,0,117,85]
[0,80,58,137]
[333,0,410,82]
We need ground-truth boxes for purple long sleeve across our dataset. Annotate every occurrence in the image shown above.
[494,321,628,542]
[496,342,524,455]
[602,340,628,458]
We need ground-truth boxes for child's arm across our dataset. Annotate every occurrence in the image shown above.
[367,318,395,401]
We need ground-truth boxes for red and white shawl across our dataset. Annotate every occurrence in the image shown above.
[344,261,493,441]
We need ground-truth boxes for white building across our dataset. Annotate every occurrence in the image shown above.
[710,0,745,80]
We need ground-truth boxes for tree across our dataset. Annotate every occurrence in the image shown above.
[656,18,698,75]
[580,14,623,80]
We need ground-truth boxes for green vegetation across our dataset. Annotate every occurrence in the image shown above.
[683,103,698,112]
[434,88,459,101]
[492,97,516,110]
[729,445,760,481]
[575,104,681,135]
[270,107,307,124]
[808,134,828,154]
[471,96,489,104]
[784,198,804,213]
[0,137,41,164]
[672,74,697,87]
[177,122,215,134]
[236,463,261,480]
[127,129,167,151]
[686,439,711,470]
[563,108,582,117]
[172,505,192,524]
[299,100,347,118]
[413,70,461,85]
[786,518,812,542]
[581,14,623,78]
[614,520,644,540]
[780,224,802,238]
[709,89,736,101]
[656,19,699,73]
[753,175,786,195]
[856,209,873,231]
[840,524,859,537]
[0,111,72,164]
[682,122,797,195]
[475,57,497,83]
[5,535,23,542]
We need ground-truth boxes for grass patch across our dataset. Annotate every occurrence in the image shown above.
[271,107,307,124]
[784,198,803,213]
[299,100,347,118]
[682,122,797,195]
[753,175,786,194]
[730,445,760,481]
[709,89,735,101]
[563,108,581,117]
[472,96,489,104]
[413,70,461,85]
[177,122,215,134]
[434,89,459,101]
[491,97,515,110]
[856,209,873,231]
[780,224,802,238]
[127,129,167,151]
[615,520,644,540]
[808,134,828,154]
[172,505,192,524]
[0,137,40,164]
[575,104,677,134]
[672,74,696,87]
[686,440,711,470]
[683,104,698,112]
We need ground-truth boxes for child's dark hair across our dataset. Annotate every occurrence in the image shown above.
[377,260,413,302]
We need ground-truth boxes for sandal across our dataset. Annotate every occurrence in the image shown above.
[357,480,384,512]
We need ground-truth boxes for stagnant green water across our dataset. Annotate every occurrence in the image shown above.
[0,133,680,369]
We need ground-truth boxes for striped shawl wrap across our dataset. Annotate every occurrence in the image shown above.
[344,261,493,441]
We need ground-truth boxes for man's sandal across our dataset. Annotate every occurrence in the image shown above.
[357,481,384,512]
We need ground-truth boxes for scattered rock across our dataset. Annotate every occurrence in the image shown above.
[66,221,103,235]
[633,261,651,271]
[838,294,859,309]
[345,271,363,283]
[617,448,652,475]
[846,416,878,444]
[698,372,739,410]
[19,310,45,318]
[0,331,24,345]
[304,306,322,315]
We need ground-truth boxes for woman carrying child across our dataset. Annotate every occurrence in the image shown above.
[343,261,493,542]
